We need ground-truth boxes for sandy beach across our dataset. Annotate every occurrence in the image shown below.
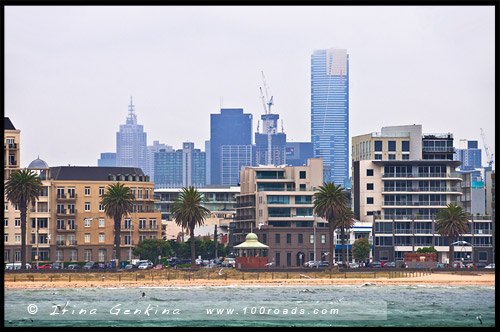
[4,272,494,290]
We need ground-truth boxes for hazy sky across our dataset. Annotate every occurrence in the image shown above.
[5,5,496,170]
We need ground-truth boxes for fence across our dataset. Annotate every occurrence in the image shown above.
[4,268,434,283]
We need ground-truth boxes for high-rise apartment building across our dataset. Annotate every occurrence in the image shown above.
[311,48,349,185]
[209,108,253,185]
[154,142,205,189]
[254,114,286,166]
[146,141,172,183]
[352,125,494,265]
[454,139,482,170]
[116,97,147,172]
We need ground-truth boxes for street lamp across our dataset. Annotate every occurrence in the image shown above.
[452,240,473,266]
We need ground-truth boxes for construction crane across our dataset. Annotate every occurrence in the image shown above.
[259,71,275,165]
[480,128,494,168]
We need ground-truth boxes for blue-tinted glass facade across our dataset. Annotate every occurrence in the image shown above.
[210,108,253,185]
[285,142,314,167]
[311,49,349,185]
[154,143,205,188]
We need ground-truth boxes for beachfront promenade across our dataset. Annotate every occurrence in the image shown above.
[4,268,495,289]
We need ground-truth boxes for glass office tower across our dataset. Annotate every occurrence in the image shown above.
[311,48,349,185]
[209,108,253,185]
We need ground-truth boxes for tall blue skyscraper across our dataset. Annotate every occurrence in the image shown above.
[209,108,253,185]
[116,97,147,172]
[311,48,349,185]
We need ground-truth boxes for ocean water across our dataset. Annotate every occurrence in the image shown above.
[4,284,495,327]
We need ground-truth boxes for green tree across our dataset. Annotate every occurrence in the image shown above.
[352,237,371,262]
[100,182,135,268]
[5,169,43,269]
[170,186,210,268]
[336,207,356,265]
[133,238,174,264]
[313,182,347,267]
[435,203,470,264]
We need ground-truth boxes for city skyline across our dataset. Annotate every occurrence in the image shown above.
[5,5,495,171]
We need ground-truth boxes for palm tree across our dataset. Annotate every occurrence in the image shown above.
[435,203,470,266]
[5,169,43,269]
[336,206,356,266]
[313,182,347,268]
[100,182,135,269]
[170,186,210,268]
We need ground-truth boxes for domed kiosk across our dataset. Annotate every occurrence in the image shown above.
[233,233,270,269]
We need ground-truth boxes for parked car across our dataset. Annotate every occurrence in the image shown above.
[222,258,235,268]
[51,262,64,270]
[195,258,203,265]
[368,261,383,268]
[39,263,52,269]
[304,260,319,268]
[5,263,32,270]
[83,261,99,270]
[136,260,154,269]
[474,262,487,268]
[485,263,495,269]
[125,264,135,270]
[153,264,164,270]
[348,262,359,268]
[67,264,80,270]
[318,261,329,268]
[138,262,152,270]
[383,262,396,268]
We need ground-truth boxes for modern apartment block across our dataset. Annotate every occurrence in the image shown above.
[4,117,20,180]
[116,97,147,173]
[311,48,349,185]
[145,140,173,181]
[352,125,494,265]
[454,139,482,172]
[4,162,162,264]
[209,108,253,185]
[233,159,331,267]
[154,142,206,189]
[154,186,238,241]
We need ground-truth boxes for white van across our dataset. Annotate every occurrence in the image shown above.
[5,263,32,270]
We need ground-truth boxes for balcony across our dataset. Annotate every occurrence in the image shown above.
[382,187,461,193]
[56,193,77,200]
[382,201,448,207]
[138,225,159,231]
[57,240,77,246]
[382,173,462,179]
[422,147,455,153]
[5,143,18,149]
[57,225,77,231]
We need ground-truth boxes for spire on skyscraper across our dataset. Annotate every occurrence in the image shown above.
[127,96,137,125]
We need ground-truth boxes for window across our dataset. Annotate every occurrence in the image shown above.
[15,219,20,227]
[310,234,314,244]
[99,233,105,243]
[298,233,303,243]
[98,249,106,261]
[70,250,77,261]
[367,169,374,176]
[300,171,306,179]
[84,202,91,212]
[402,141,410,152]
[367,183,374,190]
[99,187,105,196]
[299,184,306,191]
[374,140,383,152]
[286,252,292,267]
[15,234,21,243]
[275,253,280,266]
[367,197,374,204]
[4,219,7,227]
[57,235,65,245]
[85,187,91,196]
[84,234,90,243]
[4,202,8,211]
[286,234,292,244]
[375,154,382,160]
[139,219,146,229]
[124,235,131,245]
[99,203,104,212]
[84,250,92,261]
[402,154,410,160]
[275,234,280,244]
[388,141,396,152]
[84,218,91,227]
[99,218,105,227]
[56,250,63,261]
[388,154,396,160]
[321,234,326,244]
